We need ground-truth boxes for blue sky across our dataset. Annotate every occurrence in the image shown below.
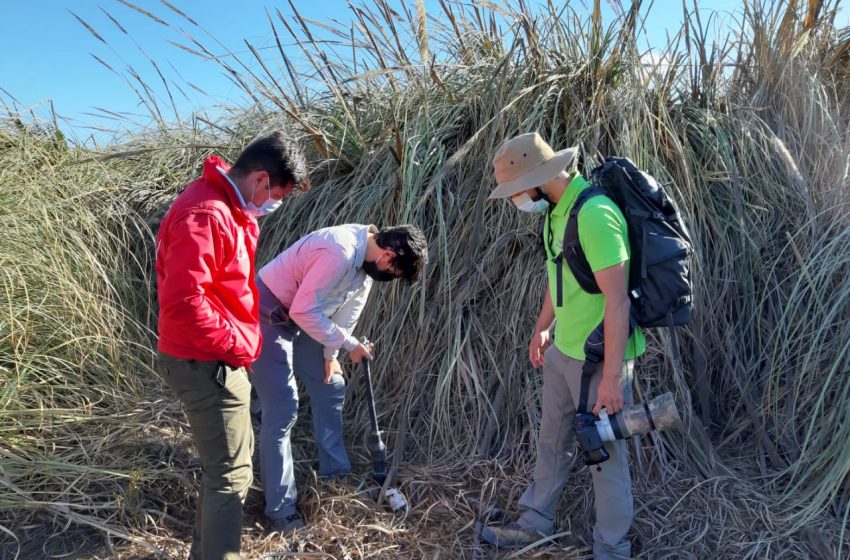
[2,0,842,145]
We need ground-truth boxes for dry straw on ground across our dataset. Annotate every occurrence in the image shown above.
[2,0,850,558]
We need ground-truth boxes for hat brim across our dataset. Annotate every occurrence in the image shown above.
[488,147,578,199]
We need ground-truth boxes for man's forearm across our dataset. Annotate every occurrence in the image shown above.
[534,285,556,333]
[602,294,630,377]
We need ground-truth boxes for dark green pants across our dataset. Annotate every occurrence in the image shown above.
[157,351,254,560]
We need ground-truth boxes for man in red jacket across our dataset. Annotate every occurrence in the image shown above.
[155,132,308,560]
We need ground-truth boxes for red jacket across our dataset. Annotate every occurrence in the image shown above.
[156,155,261,368]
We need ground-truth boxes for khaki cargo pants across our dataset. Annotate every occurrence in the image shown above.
[157,351,254,560]
[517,344,635,560]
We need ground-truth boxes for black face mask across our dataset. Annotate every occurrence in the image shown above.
[362,259,396,282]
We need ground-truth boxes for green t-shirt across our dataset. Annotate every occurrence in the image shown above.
[543,174,646,360]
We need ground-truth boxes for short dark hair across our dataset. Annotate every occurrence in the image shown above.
[231,131,309,191]
[376,224,428,284]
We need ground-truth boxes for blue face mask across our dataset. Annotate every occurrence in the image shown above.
[512,193,550,214]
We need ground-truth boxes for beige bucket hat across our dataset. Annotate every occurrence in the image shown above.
[489,132,578,199]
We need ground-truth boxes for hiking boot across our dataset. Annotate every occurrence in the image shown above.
[482,522,546,548]
[268,513,305,536]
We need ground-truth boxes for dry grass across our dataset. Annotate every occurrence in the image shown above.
[3,0,850,558]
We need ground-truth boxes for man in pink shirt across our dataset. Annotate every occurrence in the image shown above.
[250,223,428,534]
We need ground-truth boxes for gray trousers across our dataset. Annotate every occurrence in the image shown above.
[518,344,635,560]
[250,278,350,521]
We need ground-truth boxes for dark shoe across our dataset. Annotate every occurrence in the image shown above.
[269,513,305,536]
[482,522,546,548]
[312,460,352,481]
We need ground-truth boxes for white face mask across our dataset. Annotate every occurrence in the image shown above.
[512,193,549,213]
[245,195,281,217]
[244,181,281,217]
[217,166,282,218]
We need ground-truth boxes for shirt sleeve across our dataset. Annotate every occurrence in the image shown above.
[157,210,235,353]
[287,247,360,358]
[577,199,630,272]
[325,279,372,360]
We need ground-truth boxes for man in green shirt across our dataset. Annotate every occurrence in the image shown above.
[482,132,644,559]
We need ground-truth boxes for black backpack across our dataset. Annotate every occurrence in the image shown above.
[553,157,693,329]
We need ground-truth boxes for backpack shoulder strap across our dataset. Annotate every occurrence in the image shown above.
[556,186,606,305]
[567,186,606,232]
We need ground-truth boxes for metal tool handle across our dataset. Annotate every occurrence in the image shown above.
[360,338,380,433]
[360,337,386,485]
[362,357,380,434]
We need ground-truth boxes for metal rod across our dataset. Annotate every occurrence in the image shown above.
[363,358,380,433]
